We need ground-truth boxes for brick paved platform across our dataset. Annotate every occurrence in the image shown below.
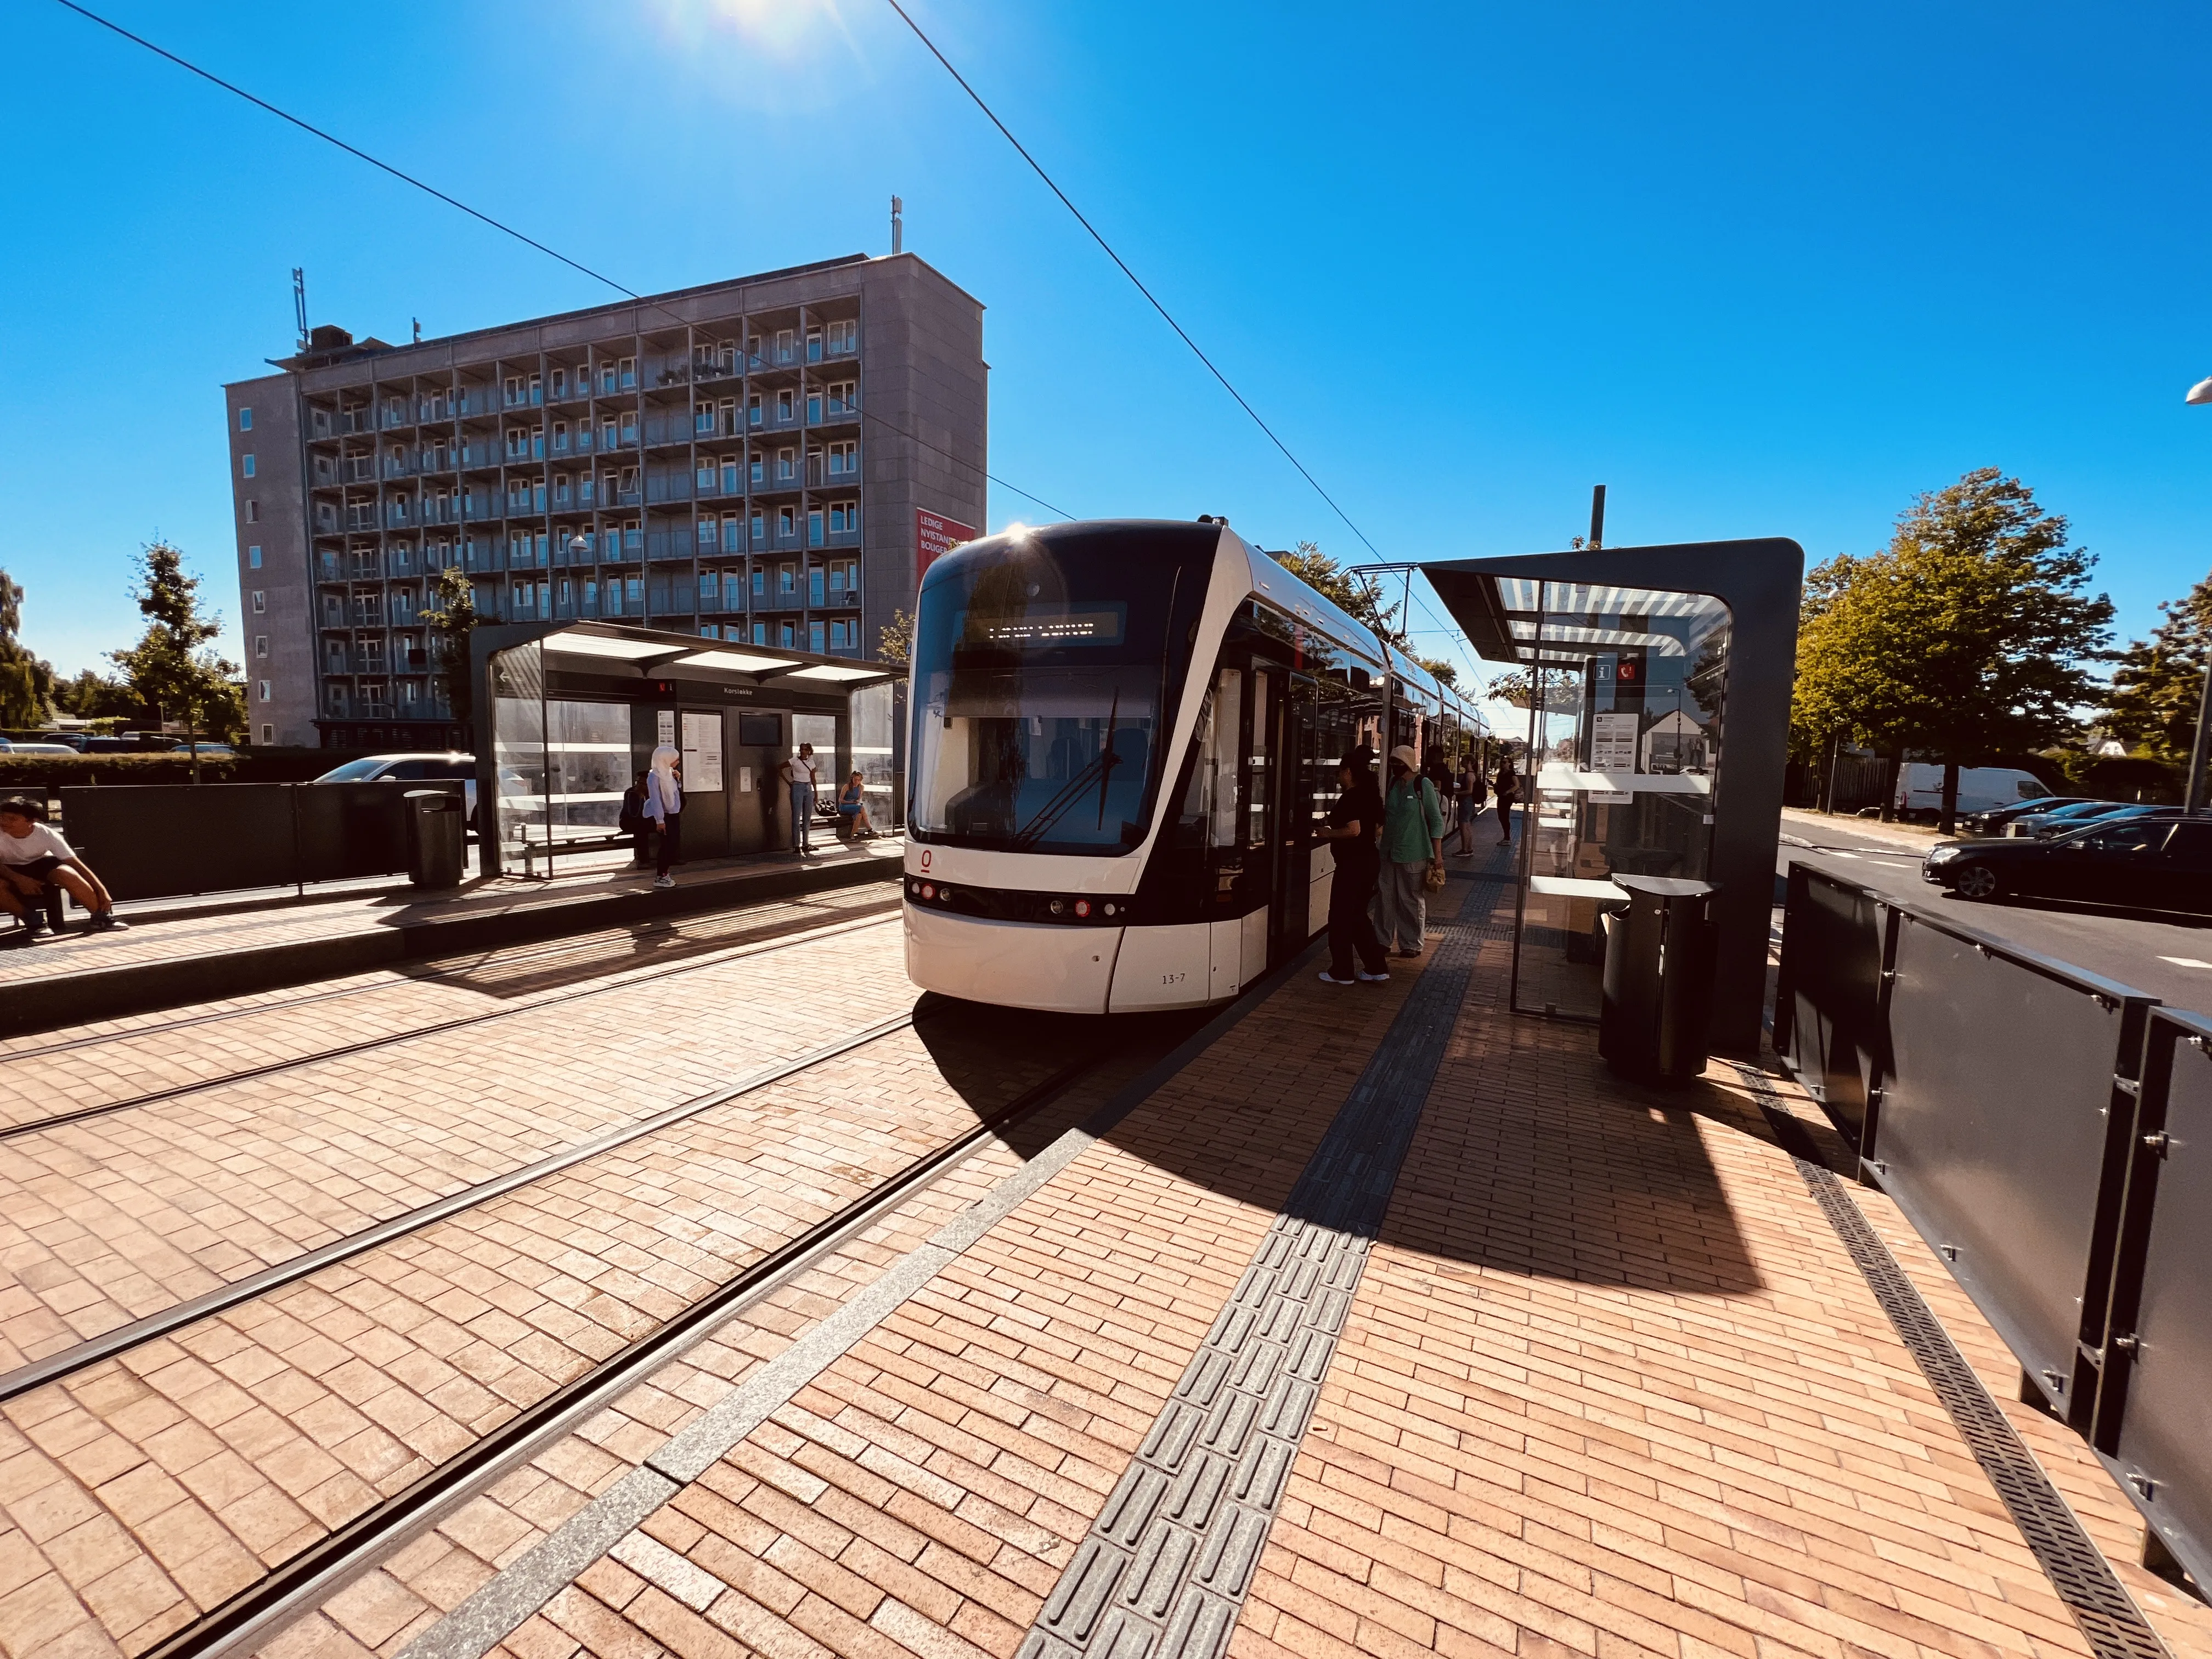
[297,878,2212,1659]
[0,838,902,1039]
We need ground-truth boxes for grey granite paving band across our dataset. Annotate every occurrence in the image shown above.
[1020,923,1478,1659]
[384,939,1322,1659]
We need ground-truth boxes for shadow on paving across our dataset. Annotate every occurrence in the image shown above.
[956,866,1772,1299]
[398,893,899,1001]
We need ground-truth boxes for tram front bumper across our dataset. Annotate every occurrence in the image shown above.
[902,904,1125,1014]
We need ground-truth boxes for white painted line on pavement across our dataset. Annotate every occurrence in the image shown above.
[2159,956,2212,970]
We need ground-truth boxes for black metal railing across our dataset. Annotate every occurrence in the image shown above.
[1775,862,2210,1587]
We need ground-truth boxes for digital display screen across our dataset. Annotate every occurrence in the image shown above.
[956,603,1127,648]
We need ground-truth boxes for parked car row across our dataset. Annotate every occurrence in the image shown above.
[0,733,235,755]
[1923,809,2212,913]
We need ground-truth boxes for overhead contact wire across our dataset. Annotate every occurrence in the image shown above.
[49,0,1071,522]
[880,0,1381,558]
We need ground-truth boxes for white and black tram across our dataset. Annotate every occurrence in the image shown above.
[901,518,1486,1013]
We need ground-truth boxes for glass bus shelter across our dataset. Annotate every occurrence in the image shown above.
[1426,539,1803,1055]
[470,620,899,878]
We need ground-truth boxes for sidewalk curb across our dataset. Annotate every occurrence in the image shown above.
[0,857,902,1040]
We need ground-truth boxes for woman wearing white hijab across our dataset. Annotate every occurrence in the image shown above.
[646,743,683,888]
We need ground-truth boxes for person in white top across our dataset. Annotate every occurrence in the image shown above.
[644,746,682,889]
[778,743,820,856]
[0,797,128,940]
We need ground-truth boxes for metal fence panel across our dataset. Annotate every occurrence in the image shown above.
[57,785,301,900]
[2102,1009,2212,1590]
[1774,864,1888,1150]
[1877,910,2144,1414]
[294,782,457,882]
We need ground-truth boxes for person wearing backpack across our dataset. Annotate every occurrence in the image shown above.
[1373,744,1445,956]
[618,771,651,865]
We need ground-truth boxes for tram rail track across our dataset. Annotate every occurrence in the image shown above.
[48,1021,1113,1659]
[0,896,902,1144]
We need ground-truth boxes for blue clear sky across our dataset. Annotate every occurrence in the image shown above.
[2,0,2204,701]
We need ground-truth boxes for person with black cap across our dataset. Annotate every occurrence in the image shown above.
[1314,746,1389,986]
[1374,742,1445,956]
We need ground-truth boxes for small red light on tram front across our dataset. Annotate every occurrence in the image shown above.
[921,883,935,900]
[1074,900,1091,918]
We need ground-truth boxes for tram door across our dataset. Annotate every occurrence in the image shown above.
[1269,674,1317,961]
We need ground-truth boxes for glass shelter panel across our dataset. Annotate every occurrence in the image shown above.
[1510,579,1731,1020]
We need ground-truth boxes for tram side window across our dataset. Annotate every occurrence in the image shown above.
[1209,668,1240,849]
[1247,669,1272,850]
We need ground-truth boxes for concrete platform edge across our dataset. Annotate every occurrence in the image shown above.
[0,857,903,1040]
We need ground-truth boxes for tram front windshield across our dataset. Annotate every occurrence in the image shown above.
[910,528,1212,856]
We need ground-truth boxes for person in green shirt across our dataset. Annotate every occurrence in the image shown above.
[1373,744,1444,955]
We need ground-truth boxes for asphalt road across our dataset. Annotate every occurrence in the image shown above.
[1776,814,2212,1015]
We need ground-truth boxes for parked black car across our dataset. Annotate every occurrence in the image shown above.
[1960,795,2098,836]
[1923,811,2212,912]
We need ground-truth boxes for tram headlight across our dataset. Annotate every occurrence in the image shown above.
[921,883,935,899]
[1074,900,1091,918]
[1049,899,1066,916]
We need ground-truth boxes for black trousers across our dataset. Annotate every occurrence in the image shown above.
[1328,859,1387,978]
[656,811,682,876]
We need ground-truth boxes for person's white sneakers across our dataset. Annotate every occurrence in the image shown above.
[1318,970,1358,986]
[652,874,675,889]
[1357,968,1391,983]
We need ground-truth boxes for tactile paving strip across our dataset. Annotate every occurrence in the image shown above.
[1019,924,1477,1659]
[1737,1064,2173,1659]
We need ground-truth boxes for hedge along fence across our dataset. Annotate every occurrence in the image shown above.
[0,749,414,799]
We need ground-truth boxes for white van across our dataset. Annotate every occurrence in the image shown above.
[1892,764,2052,820]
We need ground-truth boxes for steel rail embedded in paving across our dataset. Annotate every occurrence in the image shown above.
[137,1042,1112,1659]
[0,1002,917,1404]
[0,902,899,1143]
[1736,1063,2173,1659]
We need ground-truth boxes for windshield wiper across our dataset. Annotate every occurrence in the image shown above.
[1011,696,1126,854]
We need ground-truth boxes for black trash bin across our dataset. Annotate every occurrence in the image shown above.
[1598,873,1717,1084]
[404,789,466,889]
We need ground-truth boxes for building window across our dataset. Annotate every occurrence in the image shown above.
[751,567,765,600]
[259,723,274,745]
[776,388,794,422]
[778,506,795,540]
[780,620,797,647]
[255,635,268,659]
[251,590,266,614]
[829,502,859,534]
[238,408,253,431]
[809,621,826,654]
[826,440,857,477]
[777,447,795,482]
[826,380,858,415]
[245,500,259,523]
[257,679,272,702]
[248,544,263,568]
[241,453,256,478]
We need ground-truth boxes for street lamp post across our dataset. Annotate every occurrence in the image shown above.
[2186,379,2212,810]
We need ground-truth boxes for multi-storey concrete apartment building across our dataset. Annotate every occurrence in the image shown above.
[224,253,985,748]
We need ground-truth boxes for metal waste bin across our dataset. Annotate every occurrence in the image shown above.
[1598,874,1717,1084]
[404,789,466,889]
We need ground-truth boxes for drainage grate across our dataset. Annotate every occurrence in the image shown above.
[1019,924,1478,1659]
[1740,1067,2170,1659]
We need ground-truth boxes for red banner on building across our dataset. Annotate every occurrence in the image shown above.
[916,509,978,586]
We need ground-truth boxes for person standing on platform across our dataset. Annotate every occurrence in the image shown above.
[1452,758,1487,857]
[780,742,820,856]
[645,744,682,889]
[1374,744,1444,957]
[1315,747,1389,986]
[1494,752,1520,846]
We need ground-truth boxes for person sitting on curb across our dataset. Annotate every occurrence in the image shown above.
[0,797,129,939]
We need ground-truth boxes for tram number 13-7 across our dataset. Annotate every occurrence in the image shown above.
[1160,972,1187,986]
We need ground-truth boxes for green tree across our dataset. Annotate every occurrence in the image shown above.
[878,608,913,669]
[1792,469,2115,831]
[1271,541,1402,642]
[110,541,241,776]
[0,569,57,729]
[421,565,479,735]
[50,668,138,724]
[2103,572,2210,773]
